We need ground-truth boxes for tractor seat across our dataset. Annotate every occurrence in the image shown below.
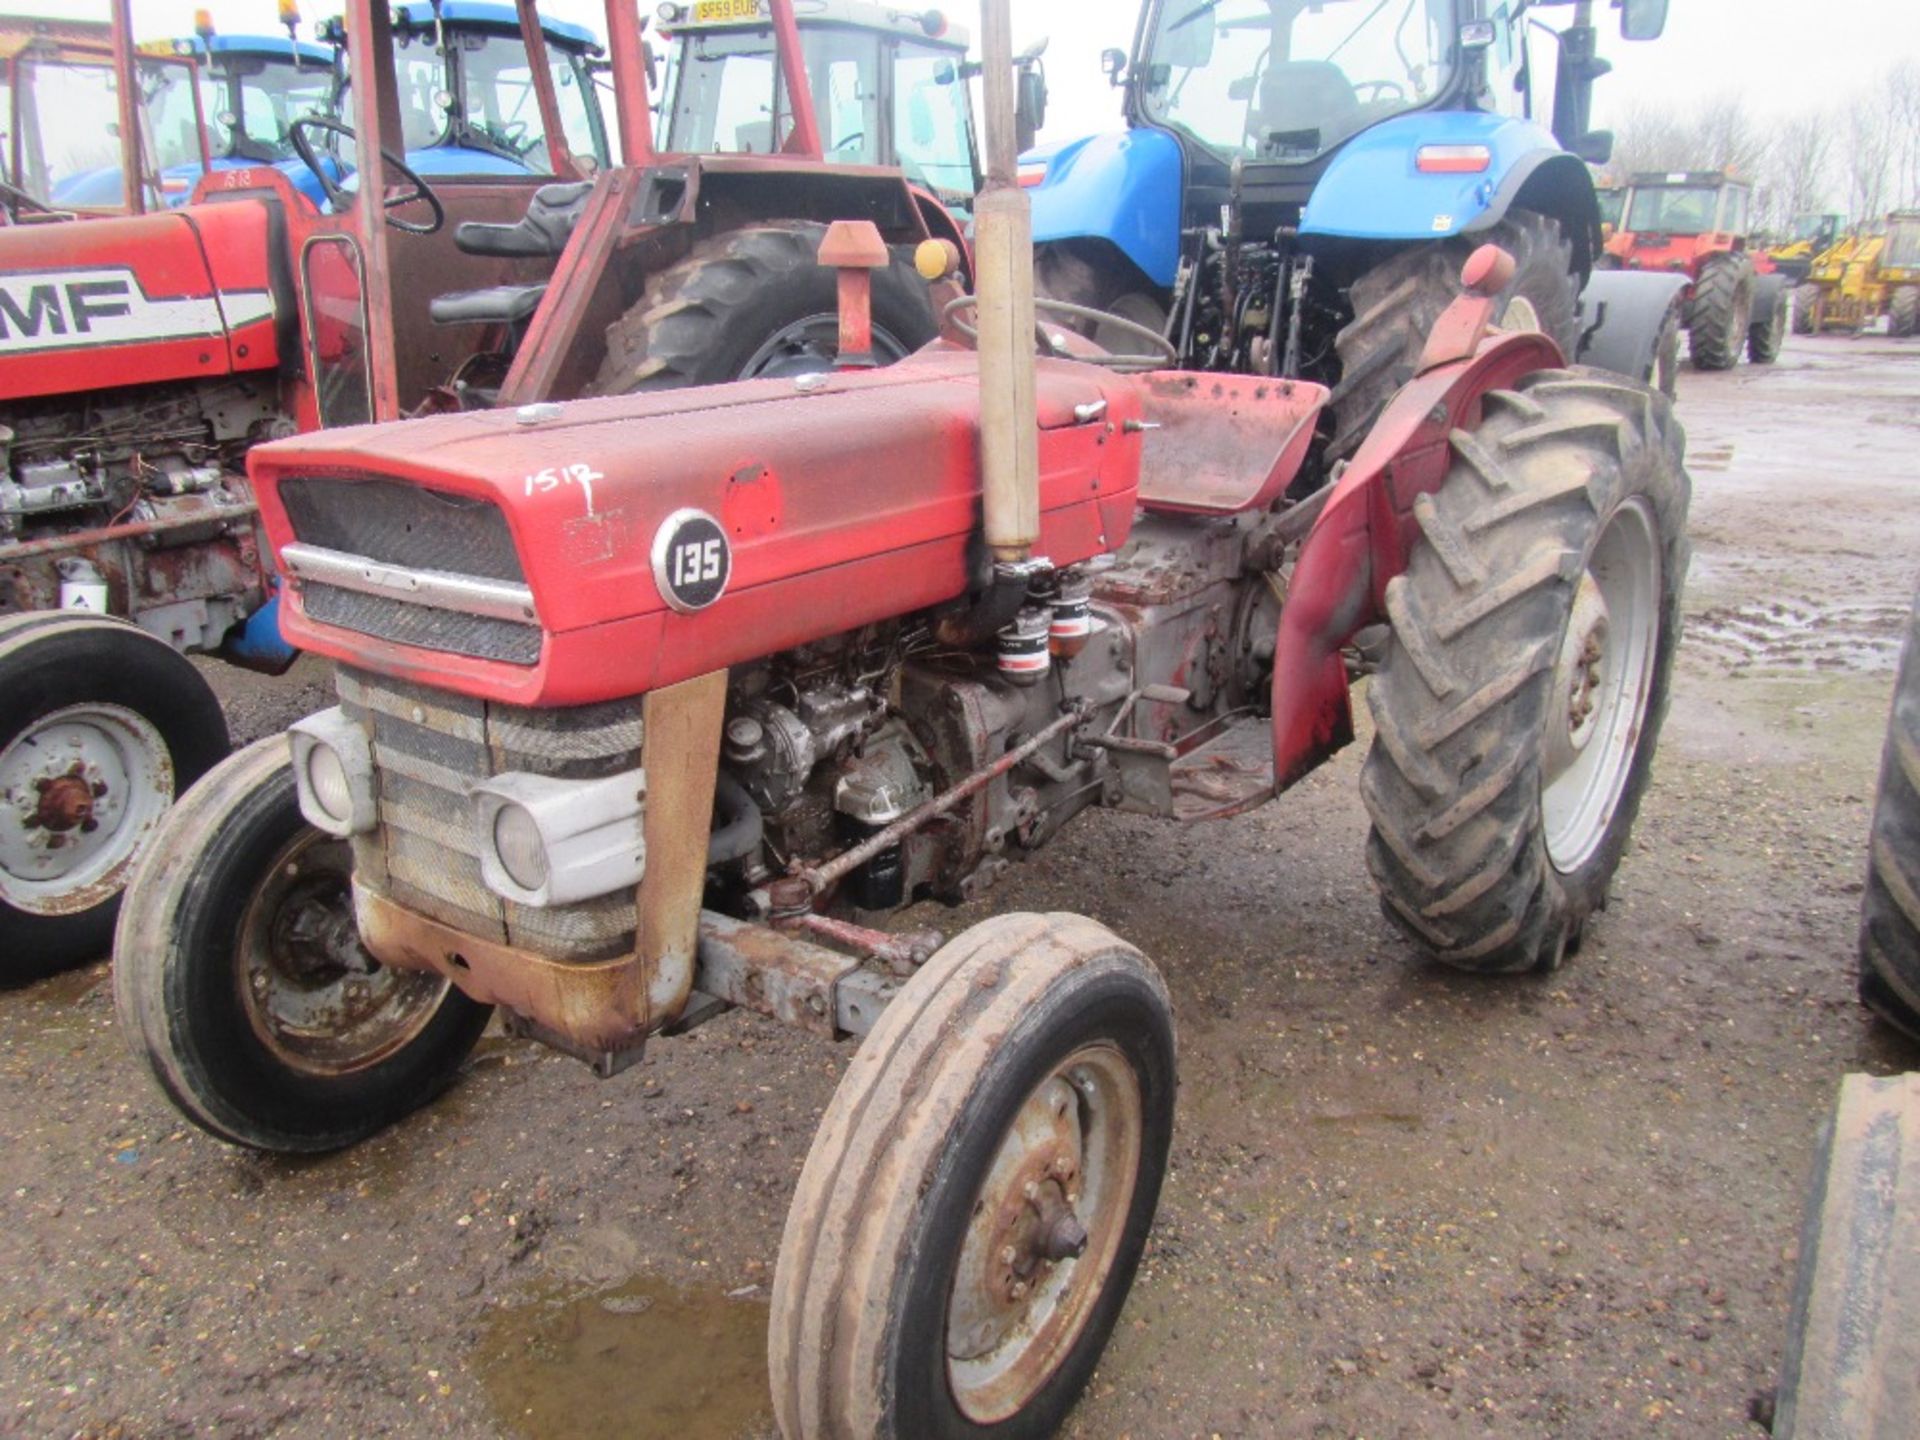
[1254,61,1359,151]
[453,180,592,258]
[428,283,548,328]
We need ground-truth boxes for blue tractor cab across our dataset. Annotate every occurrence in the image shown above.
[329,1,611,179]
[1029,0,1681,466]
[169,33,342,205]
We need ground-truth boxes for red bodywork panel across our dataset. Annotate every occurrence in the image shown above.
[0,199,280,398]
[250,347,1144,706]
[1603,230,1757,291]
[1268,327,1565,788]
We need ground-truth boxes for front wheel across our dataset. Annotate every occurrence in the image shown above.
[770,912,1175,1440]
[1793,283,1821,336]
[113,736,491,1152]
[1688,254,1753,370]
[1362,370,1691,973]
[1889,286,1919,339]
[1,613,229,982]
[1748,279,1787,363]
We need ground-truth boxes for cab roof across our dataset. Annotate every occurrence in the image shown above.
[659,0,967,49]
[0,14,110,61]
[161,33,337,65]
[1627,171,1746,190]
[390,1,600,51]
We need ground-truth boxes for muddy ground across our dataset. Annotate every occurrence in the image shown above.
[3,335,1918,1440]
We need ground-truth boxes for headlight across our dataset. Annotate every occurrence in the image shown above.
[288,708,376,836]
[492,803,549,893]
[471,766,647,908]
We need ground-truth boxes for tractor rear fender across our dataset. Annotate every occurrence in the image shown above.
[1270,324,1564,789]
[1301,113,1600,277]
[1029,129,1185,290]
[1577,269,1688,383]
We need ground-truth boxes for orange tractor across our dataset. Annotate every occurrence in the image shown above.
[1603,170,1790,370]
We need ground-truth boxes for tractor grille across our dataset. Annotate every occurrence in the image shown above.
[338,668,644,962]
[281,475,541,666]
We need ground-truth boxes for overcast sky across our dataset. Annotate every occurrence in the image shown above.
[16,0,1920,145]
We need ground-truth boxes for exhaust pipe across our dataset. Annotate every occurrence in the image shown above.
[973,0,1041,564]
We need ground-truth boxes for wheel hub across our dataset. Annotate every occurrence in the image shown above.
[30,768,101,835]
[1553,574,1612,766]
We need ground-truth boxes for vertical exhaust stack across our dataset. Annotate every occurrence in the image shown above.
[974,0,1041,564]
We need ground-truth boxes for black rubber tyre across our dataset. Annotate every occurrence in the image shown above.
[1649,298,1682,400]
[1858,590,1920,1038]
[771,912,1175,1440]
[1687,254,1754,370]
[1792,282,1821,336]
[1889,286,1920,339]
[112,737,492,1152]
[1,613,229,984]
[1034,242,1171,355]
[1361,370,1691,974]
[1330,210,1580,461]
[589,222,937,394]
[1748,280,1787,363]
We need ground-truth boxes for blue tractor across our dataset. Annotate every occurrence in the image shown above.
[1029,0,1680,466]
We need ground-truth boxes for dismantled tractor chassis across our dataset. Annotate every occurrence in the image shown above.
[117,240,1689,1436]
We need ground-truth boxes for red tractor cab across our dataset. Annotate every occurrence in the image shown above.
[1603,169,1788,371]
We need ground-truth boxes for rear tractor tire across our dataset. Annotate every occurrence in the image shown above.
[1331,210,1581,461]
[113,737,492,1152]
[1890,285,1920,339]
[1688,254,1755,370]
[1362,369,1691,973]
[1858,590,1920,1038]
[1792,283,1821,336]
[771,912,1176,1440]
[1748,279,1787,364]
[1,612,229,983]
[590,222,938,395]
[1034,243,1171,356]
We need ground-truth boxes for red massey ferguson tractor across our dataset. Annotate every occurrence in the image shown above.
[2,0,992,977]
[114,0,1693,1424]
[1602,169,1790,372]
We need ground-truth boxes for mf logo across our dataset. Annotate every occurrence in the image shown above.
[0,268,274,357]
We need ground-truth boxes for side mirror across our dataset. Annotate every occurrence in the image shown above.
[1571,129,1614,165]
[1100,46,1127,87]
[1619,0,1668,41]
[1015,61,1048,155]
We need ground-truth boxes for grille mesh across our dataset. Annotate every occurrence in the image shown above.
[339,668,644,962]
[281,475,524,581]
[303,583,542,666]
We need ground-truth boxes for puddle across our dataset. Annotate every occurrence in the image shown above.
[479,1278,773,1440]
[1686,596,1908,674]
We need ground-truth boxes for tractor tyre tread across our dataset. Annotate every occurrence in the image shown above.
[1330,210,1579,461]
[1749,282,1787,363]
[1688,254,1754,370]
[1889,286,1920,339]
[1361,369,1690,973]
[1792,283,1821,336]
[589,222,936,395]
[1859,592,1920,1038]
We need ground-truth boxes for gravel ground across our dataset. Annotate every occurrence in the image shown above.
[2,334,1918,1440]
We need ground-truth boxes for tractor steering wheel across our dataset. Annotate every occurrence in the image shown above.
[1353,80,1407,104]
[942,295,1179,371]
[290,116,446,236]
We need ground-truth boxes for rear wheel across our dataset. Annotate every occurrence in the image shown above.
[770,912,1175,1439]
[1793,283,1821,335]
[1688,254,1754,370]
[589,222,937,394]
[1748,280,1787,363]
[1858,590,1920,1038]
[0,613,228,983]
[1034,243,1171,356]
[1361,370,1690,973]
[1889,286,1919,339]
[113,737,491,1152]
[1331,210,1580,461]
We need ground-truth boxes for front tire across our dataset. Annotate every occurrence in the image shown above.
[112,737,491,1152]
[1330,210,1580,461]
[1889,285,1919,339]
[1362,370,1691,973]
[590,222,937,394]
[1688,254,1754,370]
[770,912,1175,1440]
[1748,280,1787,363]
[1858,590,1920,1038]
[1793,282,1821,335]
[1,613,228,982]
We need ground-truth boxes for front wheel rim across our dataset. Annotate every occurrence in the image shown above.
[0,704,174,914]
[945,1042,1142,1424]
[1541,497,1662,874]
[237,826,450,1075]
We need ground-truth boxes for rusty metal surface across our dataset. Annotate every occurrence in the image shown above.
[1774,1071,1920,1439]
[779,912,941,977]
[1134,371,1326,516]
[636,671,728,1029]
[693,911,864,1039]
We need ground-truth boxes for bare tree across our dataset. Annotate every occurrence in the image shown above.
[1605,92,1766,185]
[1887,61,1920,209]
[1762,112,1834,231]
[1845,92,1895,223]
